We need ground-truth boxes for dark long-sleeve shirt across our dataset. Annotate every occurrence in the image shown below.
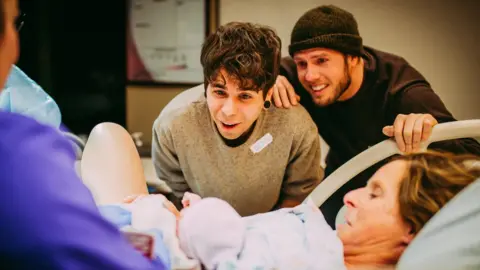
[281,46,480,227]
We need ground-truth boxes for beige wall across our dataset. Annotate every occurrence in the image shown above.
[127,0,480,143]
[220,0,480,121]
[127,86,186,144]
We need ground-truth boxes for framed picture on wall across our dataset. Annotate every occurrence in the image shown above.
[127,0,219,86]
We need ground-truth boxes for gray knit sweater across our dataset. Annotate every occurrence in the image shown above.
[152,86,324,216]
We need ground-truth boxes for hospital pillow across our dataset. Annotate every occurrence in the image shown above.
[0,65,62,128]
[397,177,480,270]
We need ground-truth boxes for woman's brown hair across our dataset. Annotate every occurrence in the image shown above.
[395,150,480,234]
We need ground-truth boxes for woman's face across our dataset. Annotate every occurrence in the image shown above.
[206,69,270,140]
[338,160,414,264]
[0,0,19,88]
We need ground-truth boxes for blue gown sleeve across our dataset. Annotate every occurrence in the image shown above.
[0,112,167,270]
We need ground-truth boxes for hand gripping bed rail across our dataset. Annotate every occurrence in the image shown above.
[306,119,480,207]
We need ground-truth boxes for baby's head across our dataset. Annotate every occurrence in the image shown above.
[178,197,245,269]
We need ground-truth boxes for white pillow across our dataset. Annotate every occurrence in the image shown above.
[397,178,480,269]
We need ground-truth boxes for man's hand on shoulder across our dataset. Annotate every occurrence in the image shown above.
[382,113,438,153]
[273,75,300,108]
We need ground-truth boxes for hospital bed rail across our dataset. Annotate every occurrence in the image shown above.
[307,119,480,208]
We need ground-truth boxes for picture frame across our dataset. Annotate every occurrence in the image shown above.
[127,0,219,86]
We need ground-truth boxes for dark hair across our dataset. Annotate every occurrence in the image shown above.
[395,151,480,234]
[200,22,281,96]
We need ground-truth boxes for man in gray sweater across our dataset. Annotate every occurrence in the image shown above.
[152,22,324,216]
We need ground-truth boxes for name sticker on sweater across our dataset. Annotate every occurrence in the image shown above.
[250,133,273,154]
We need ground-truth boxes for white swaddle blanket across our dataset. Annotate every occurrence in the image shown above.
[99,195,200,270]
[101,195,345,270]
[178,198,346,270]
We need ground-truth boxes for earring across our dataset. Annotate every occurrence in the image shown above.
[263,100,271,109]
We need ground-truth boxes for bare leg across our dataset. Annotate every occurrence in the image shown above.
[80,122,148,205]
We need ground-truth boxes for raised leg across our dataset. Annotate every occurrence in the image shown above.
[80,122,148,205]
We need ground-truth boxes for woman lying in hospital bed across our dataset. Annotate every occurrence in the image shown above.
[82,123,480,270]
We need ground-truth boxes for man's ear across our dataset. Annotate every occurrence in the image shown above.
[265,87,274,101]
[347,55,362,67]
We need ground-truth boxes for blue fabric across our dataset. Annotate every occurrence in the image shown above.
[98,205,172,268]
[0,111,167,270]
[0,65,62,128]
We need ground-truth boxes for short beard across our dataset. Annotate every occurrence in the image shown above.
[333,56,352,101]
[316,56,352,107]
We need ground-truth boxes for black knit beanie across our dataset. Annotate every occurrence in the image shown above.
[289,5,363,57]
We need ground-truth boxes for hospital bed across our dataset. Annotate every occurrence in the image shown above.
[74,105,480,269]
[305,119,480,269]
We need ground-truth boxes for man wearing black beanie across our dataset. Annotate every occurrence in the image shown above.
[274,5,480,228]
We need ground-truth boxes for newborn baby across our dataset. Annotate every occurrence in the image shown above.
[105,193,345,270]
[99,193,200,270]
[180,193,344,270]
